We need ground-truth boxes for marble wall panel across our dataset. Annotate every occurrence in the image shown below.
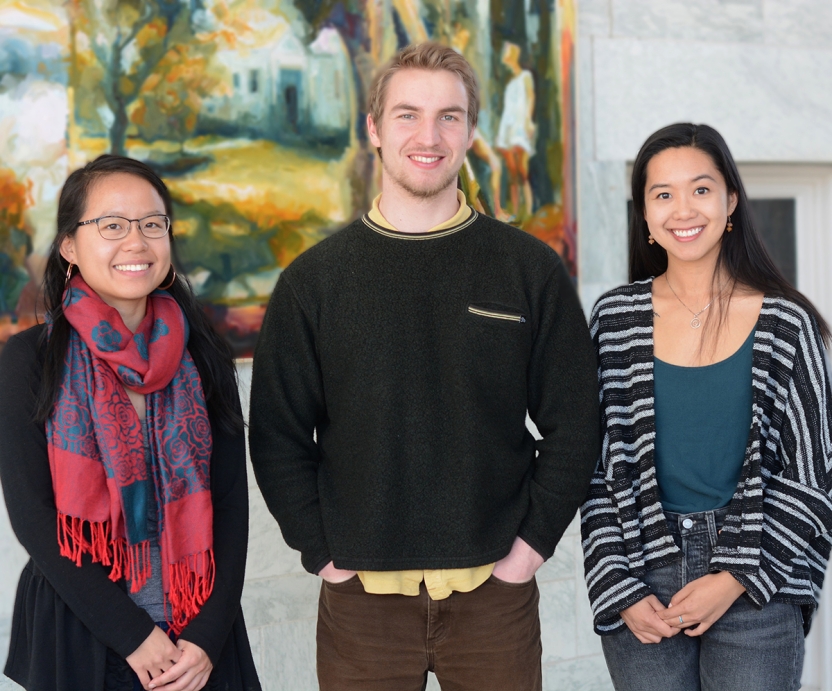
[577,159,628,300]
[539,578,579,663]
[580,282,629,318]
[0,507,27,624]
[241,574,320,629]
[0,620,9,671]
[612,0,764,41]
[574,567,604,659]
[543,656,614,691]
[764,0,832,48]
[578,34,598,171]
[564,511,581,537]
[576,31,629,308]
[579,0,613,36]
[247,626,263,672]
[593,38,832,163]
[246,492,308,580]
[538,534,577,582]
[0,503,29,674]
[236,361,253,429]
[259,618,318,691]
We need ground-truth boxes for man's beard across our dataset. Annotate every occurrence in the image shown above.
[382,155,459,199]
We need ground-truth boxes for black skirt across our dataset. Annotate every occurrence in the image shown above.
[5,560,261,691]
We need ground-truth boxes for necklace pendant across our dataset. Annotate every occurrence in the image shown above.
[691,317,702,329]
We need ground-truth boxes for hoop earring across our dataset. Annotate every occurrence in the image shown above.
[726,216,733,233]
[64,263,74,288]
[158,268,177,291]
[648,235,655,245]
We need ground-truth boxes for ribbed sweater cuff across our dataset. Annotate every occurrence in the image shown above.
[591,576,652,633]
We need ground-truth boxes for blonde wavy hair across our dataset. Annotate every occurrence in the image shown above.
[367,42,480,132]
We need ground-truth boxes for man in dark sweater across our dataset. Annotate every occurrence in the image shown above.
[249,42,599,690]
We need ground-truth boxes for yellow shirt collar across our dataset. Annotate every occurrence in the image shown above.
[367,190,473,233]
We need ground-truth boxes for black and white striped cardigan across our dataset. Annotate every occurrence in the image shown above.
[580,278,832,635]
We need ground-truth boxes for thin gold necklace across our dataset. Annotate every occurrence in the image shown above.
[665,274,712,329]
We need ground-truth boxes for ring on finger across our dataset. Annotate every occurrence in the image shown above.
[679,615,684,625]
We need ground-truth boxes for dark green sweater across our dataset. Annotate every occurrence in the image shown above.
[249,211,600,574]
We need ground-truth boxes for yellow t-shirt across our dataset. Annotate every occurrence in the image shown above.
[357,190,494,601]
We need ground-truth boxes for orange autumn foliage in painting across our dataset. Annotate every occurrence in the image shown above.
[0,169,32,237]
[522,203,576,277]
[131,44,219,144]
[0,168,35,340]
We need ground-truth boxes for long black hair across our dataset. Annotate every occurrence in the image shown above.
[35,154,244,435]
[629,122,830,345]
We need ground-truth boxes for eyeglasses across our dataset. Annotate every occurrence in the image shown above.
[76,215,171,240]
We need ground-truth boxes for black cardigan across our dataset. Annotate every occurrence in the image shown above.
[0,325,260,690]
[249,212,601,574]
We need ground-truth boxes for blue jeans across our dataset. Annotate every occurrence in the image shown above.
[601,507,805,691]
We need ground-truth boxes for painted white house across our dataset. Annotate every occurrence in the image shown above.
[202,21,352,143]
[307,27,352,136]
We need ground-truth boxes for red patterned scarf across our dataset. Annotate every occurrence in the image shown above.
[47,275,214,634]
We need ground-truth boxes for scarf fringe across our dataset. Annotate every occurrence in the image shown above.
[57,513,111,567]
[166,550,216,635]
[116,539,152,593]
[56,513,151,591]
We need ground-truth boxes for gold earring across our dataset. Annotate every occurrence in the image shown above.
[158,268,177,291]
[64,262,74,288]
[726,216,733,233]
[648,235,655,245]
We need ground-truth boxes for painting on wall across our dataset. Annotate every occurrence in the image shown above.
[0,0,578,357]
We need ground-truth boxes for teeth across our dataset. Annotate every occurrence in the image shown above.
[411,155,440,163]
[114,264,150,271]
[672,227,704,238]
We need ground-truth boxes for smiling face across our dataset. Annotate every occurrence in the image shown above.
[643,146,738,271]
[60,172,171,327]
[367,68,475,200]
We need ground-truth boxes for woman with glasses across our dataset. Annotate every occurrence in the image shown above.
[0,155,260,691]
[580,123,832,691]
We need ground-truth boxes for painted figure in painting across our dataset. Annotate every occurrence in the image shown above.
[581,123,832,691]
[0,155,260,690]
[249,42,600,691]
[496,41,535,221]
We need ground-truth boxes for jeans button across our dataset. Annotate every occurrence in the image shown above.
[682,518,694,529]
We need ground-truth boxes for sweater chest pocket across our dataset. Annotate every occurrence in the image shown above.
[467,303,526,325]
[463,302,531,391]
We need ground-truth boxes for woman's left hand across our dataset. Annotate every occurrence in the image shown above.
[147,639,212,691]
[658,571,746,636]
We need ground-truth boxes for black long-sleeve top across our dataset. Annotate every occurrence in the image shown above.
[249,212,601,574]
[0,325,260,690]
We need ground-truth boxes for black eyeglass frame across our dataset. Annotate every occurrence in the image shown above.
[76,214,172,240]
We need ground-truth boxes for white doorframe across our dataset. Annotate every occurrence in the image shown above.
[739,164,832,327]
[740,164,832,691]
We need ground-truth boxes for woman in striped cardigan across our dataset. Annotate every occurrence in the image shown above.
[581,123,832,691]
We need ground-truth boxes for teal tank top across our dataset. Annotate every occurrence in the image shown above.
[653,327,755,514]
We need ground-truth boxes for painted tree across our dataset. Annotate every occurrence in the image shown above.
[131,43,219,149]
[0,169,33,315]
[288,0,381,213]
[67,0,197,155]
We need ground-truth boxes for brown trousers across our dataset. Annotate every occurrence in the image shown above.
[317,575,543,691]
